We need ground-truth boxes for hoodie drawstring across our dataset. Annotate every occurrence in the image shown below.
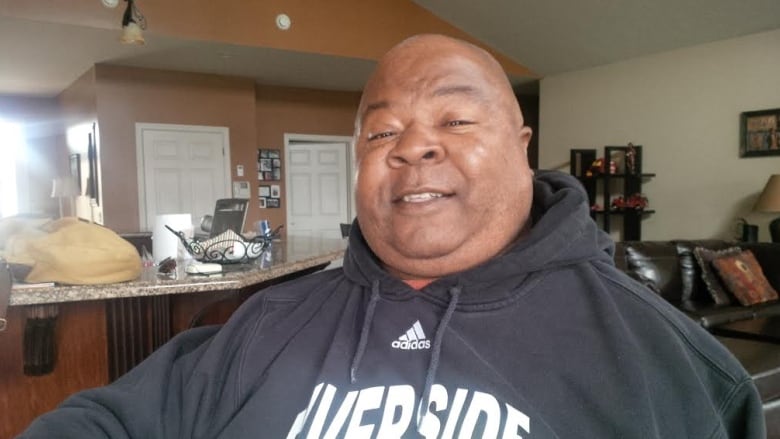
[417,285,461,430]
[350,279,381,383]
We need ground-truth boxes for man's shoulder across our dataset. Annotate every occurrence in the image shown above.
[592,260,752,384]
[232,267,351,321]
[261,266,348,301]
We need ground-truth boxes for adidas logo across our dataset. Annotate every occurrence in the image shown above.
[391,320,431,350]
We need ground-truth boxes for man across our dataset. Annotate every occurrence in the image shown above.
[22,34,764,438]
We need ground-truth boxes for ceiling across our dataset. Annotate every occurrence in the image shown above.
[2,0,779,98]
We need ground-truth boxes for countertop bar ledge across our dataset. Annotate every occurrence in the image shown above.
[10,236,347,306]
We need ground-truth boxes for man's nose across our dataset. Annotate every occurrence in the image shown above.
[387,125,445,168]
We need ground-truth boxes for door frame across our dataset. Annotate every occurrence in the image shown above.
[283,133,355,232]
[135,123,232,230]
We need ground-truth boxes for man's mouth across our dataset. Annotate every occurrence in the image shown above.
[402,192,443,202]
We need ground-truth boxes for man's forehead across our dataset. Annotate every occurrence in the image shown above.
[359,61,495,116]
[362,82,487,114]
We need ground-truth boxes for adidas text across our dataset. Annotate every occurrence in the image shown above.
[391,339,431,350]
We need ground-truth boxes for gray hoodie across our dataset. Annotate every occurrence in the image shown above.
[21,171,765,438]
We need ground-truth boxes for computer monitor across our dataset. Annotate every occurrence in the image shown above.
[208,198,248,238]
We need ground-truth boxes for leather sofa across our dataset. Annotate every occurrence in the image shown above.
[614,240,780,437]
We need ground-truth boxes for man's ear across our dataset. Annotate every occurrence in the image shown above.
[519,126,533,152]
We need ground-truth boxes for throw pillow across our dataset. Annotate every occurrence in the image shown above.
[693,246,742,305]
[711,250,779,306]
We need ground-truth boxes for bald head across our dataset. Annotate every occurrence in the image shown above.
[353,34,534,279]
[357,34,524,138]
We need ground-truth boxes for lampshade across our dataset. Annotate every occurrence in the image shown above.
[754,174,780,243]
[754,175,780,212]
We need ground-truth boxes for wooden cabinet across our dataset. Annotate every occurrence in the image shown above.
[570,145,655,241]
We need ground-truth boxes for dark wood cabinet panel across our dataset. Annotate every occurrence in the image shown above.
[0,301,109,439]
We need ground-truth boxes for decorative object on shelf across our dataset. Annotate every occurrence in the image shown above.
[585,158,605,177]
[584,158,616,177]
[625,142,637,174]
[753,174,780,242]
[740,108,780,158]
[610,193,649,211]
[570,144,655,240]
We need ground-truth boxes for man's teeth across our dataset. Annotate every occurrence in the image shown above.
[402,193,443,202]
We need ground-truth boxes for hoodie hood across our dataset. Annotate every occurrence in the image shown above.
[343,170,614,304]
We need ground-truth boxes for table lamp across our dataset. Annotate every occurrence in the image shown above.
[753,174,780,242]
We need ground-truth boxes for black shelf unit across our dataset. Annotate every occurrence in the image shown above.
[570,145,654,241]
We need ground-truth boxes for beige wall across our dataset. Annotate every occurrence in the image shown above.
[5,65,361,234]
[80,65,360,234]
[539,28,780,241]
[254,85,361,234]
[94,65,257,233]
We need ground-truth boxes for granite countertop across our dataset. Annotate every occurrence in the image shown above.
[10,236,347,306]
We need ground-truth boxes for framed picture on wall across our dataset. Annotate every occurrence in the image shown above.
[740,108,780,157]
[258,148,283,180]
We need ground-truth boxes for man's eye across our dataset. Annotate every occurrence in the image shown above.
[445,120,473,127]
[368,131,395,141]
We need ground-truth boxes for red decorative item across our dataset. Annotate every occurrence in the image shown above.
[610,196,626,210]
[612,193,648,211]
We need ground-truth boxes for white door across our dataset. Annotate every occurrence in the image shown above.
[136,123,231,231]
[285,137,352,249]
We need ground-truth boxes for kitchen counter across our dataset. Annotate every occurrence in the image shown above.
[10,236,347,306]
[1,235,347,438]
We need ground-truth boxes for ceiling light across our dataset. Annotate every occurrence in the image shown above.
[276,14,291,31]
[120,0,146,45]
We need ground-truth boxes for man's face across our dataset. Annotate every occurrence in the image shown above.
[354,37,533,280]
